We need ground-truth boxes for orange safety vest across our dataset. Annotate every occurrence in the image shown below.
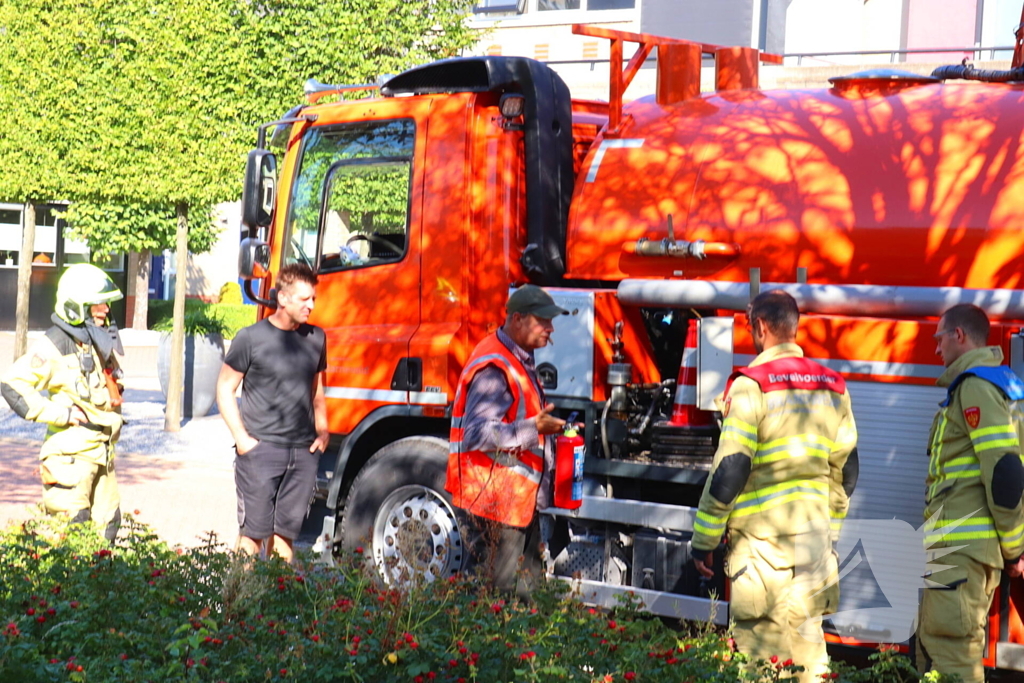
[446,333,545,528]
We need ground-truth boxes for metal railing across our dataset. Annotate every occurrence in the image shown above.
[543,45,1016,69]
[785,45,1015,66]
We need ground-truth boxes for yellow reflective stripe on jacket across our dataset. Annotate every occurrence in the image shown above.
[928,454,981,499]
[925,517,997,545]
[752,433,833,465]
[830,508,847,532]
[999,522,1024,553]
[929,411,949,482]
[731,479,829,518]
[834,424,857,449]
[968,423,1019,454]
[693,510,729,537]
[720,417,757,450]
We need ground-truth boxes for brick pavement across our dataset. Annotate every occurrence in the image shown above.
[0,437,239,550]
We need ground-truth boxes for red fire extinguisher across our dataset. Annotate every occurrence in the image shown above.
[554,412,584,510]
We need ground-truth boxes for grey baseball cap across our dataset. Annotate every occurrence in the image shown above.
[506,285,568,319]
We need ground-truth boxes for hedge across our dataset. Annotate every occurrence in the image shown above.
[0,518,957,683]
[147,299,256,340]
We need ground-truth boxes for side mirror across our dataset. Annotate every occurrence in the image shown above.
[238,237,278,309]
[238,237,271,281]
[241,149,277,233]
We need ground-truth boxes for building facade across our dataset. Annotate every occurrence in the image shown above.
[468,0,1021,99]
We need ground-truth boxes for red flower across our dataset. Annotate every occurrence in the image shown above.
[414,676,424,683]
[427,673,436,681]
[25,608,35,616]
[355,546,364,554]
[120,654,128,660]
[624,673,636,681]
[783,659,793,667]
[771,655,779,664]
[607,620,617,629]
[519,651,536,660]
[69,601,79,609]
[310,634,320,642]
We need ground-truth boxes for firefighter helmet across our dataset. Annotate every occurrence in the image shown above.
[55,263,123,325]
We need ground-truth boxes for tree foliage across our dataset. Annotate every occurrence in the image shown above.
[0,0,479,253]
[62,201,218,260]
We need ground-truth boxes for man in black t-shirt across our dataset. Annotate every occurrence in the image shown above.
[216,263,328,564]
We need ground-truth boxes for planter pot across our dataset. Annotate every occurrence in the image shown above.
[157,332,226,418]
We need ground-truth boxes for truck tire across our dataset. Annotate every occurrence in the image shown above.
[340,436,470,584]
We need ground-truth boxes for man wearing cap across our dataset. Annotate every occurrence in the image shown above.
[446,285,568,592]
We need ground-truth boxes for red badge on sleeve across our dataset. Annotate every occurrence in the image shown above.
[723,396,732,418]
[964,406,981,429]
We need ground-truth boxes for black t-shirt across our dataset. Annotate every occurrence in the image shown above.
[225,318,327,447]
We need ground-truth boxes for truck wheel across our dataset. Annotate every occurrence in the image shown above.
[340,437,468,584]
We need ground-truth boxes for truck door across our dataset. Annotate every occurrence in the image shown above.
[280,106,427,434]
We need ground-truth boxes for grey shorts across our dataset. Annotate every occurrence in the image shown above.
[234,441,319,541]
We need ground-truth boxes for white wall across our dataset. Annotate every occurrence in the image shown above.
[784,0,903,64]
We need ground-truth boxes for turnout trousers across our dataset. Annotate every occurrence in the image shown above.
[728,531,838,683]
[916,554,1000,683]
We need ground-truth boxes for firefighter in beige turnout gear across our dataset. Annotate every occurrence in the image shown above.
[1,264,125,541]
[917,304,1024,683]
[692,291,859,683]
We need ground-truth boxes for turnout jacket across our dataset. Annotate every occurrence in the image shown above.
[925,346,1024,568]
[1,325,122,465]
[692,343,858,558]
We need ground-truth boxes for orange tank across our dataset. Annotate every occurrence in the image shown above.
[566,79,1024,293]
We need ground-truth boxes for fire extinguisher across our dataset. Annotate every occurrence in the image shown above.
[554,412,585,510]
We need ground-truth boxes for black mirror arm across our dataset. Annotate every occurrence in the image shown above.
[244,280,278,310]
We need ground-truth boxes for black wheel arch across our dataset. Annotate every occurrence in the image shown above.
[326,406,449,510]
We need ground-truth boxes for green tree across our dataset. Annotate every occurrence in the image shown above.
[0,0,479,424]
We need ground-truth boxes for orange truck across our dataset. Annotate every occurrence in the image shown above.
[238,23,1024,672]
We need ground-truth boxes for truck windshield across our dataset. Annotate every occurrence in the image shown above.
[285,119,415,271]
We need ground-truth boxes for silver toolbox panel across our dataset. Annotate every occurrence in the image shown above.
[532,288,595,399]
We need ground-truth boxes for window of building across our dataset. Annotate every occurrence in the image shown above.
[539,0,634,10]
[475,0,526,13]
[0,206,20,267]
[0,203,124,270]
[0,204,61,267]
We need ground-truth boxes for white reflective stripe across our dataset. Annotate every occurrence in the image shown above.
[673,384,697,405]
[681,347,696,369]
[324,386,448,405]
[585,138,644,183]
[733,354,942,380]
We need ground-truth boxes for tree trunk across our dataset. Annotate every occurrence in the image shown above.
[13,202,36,360]
[132,248,151,330]
[164,204,189,431]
